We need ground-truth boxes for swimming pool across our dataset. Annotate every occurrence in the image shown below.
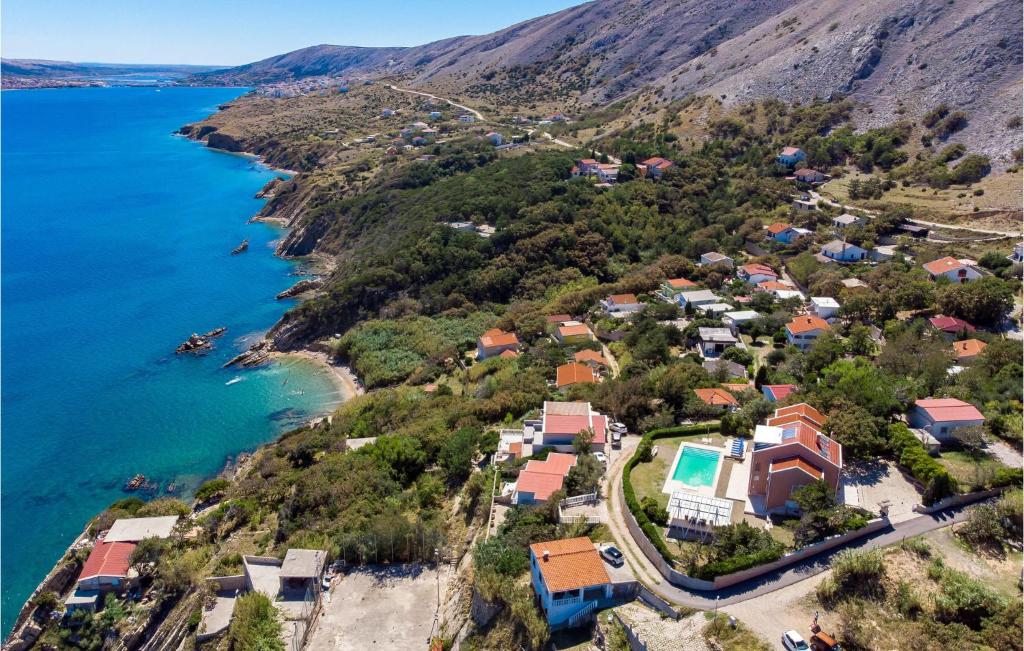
[670,446,722,488]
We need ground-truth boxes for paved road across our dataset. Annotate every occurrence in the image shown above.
[387,84,486,122]
[809,190,1021,238]
[602,438,979,610]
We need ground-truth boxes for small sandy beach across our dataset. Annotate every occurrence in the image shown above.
[275,349,363,402]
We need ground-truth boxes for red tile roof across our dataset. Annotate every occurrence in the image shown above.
[543,402,608,443]
[757,280,795,291]
[780,147,802,156]
[740,263,778,278]
[766,222,792,235]
[546,314,572,323]
[517,453,578,501]
[923,256,966,275]
[479,328,520,348]
[641,157,673,169]
[529,537,610,592]
[666,278,697,289]
[777,422,842,466]
[607,293,639,305]
[763,384,797,401]
[773,403,826,426]
[929,316,976,334]
[770,457,824,479]
[694,388,739,406]
[953,339,987,360]
[574,349,609,366]
[767,412,822,431]
[499,349,520,358]
[80,541,136,581]
[915,398,985,423]
[556,363,597,388]
[787,315,830,335]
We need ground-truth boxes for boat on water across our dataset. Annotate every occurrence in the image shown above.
[231,239,249,255]
[225,376,244,386]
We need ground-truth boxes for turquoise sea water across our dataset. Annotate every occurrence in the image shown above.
[670,446,721,487]
[1,87,341,632]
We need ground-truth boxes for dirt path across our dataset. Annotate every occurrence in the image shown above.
[809,190,1021,237]
[387,84,486,122]
[600,342,621,378]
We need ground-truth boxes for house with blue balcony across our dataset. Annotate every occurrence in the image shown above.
[529,537,627,630]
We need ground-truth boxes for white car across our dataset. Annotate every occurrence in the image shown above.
[610,422,627,433]
[782,630,810,651]
[594,451,607,465]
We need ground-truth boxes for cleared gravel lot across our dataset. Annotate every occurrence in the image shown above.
[306,564,446,650]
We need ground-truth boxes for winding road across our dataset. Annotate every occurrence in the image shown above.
[387,84,486,122]
[809,190,1021,238]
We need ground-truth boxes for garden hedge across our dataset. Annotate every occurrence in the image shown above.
[622,422,721,565]
[889,423,957,505]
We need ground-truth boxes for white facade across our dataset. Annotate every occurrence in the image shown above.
[810,297,840,319]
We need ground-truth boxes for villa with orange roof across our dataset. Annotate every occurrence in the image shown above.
[908,398,986,442]
[512,452,578,504]
[538,401,608,453]
[694,387,739,410]
[77,541,137,592]
[952,339,987,363]
[765,222,800,244]
[477,328,520,360]
[556,362,597,389]
[659,277,697,302]
[749,404,842,513]
[638,156,674,179]
[923,256,983,283]
[785,315,830,350]
[555,322,596,344]
[777,146,806,166]
[737,263,779,284]
[573,349,609,369]
[529,537,623,629]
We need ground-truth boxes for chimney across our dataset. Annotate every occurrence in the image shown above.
[543,550,550,561]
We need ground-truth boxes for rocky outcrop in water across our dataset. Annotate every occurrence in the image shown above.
[175,327,226,354]
[276,278,322,299]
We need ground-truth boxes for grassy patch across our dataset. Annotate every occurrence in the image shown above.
[936,449,1008,490]
[629,432,727,510]
[703,613,771,651]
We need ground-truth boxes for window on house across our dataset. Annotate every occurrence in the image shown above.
[582,587,605,601]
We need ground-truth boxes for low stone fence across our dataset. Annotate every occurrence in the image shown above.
[913,487,1002,514]
[205,574,246,591]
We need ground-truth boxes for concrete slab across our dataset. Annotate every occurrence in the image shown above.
[306,565,445,651]
[199,591,237,640]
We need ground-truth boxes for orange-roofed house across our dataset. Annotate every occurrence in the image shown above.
[546,313,573,324]
[694,388,739,410]
[765,223,799,244]
[529,537,617,629]
[749,416,842,513]
[539,401,609,452]
[573,349,609,369]
[499,349,520,359]
[738,263,779,284]
[600,293,643,315]
[772,403,826,427]
[78,541,138,592]
[513,453,578,505]
[909,398,986,442]
[923,256,983,283]
[555,322,596,344]
[639,156,674,179]
[556,363,597,389]
[659,277,697,302]
[785,315,830,350]
[477,328,520,360]
[952,339,987,363]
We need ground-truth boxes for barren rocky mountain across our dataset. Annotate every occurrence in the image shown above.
[186,0,1022,161]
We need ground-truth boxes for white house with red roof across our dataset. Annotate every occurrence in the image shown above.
[539,401,608,452]
[737,263,778,284]
[477,328,521,359]
[638,156,674,179]
[923,256,983,283]
[600,293,643,315]
[513,453,578,504]
[77,541,137,592]
[785,315,830,350]
[777,147,807,166]
[908,398,986,441]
